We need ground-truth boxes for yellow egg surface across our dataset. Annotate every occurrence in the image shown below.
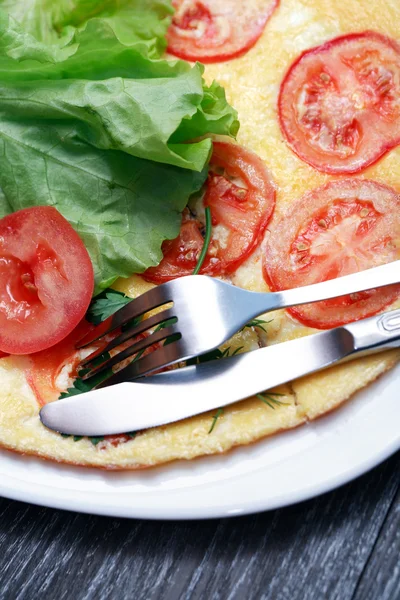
[0,0,399,469]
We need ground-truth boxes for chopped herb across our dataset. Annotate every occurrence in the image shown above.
[61,432,139,445]
[186,343,245,366]
[256,393,289,410]
[243,318,272,333]
[208,408,224,434]
[90,437,105,446]
[220,347,231,358]
[220,346,245,358]
[87,290,132,325]
[199,349,225,361]
[230,346,244,356]
[193,206,212,275]
[60,433,100,444]
[186,348,224,366]
[59,365,112,400]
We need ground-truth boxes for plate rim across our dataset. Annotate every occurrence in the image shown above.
[1,363,399,520]
[0,437,399,520]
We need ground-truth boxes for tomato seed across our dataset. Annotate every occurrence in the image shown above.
[296,242,308,251]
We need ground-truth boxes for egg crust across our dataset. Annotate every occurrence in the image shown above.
[0,0,400,468]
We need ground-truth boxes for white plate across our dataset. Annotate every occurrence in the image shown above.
[1,363,399,520]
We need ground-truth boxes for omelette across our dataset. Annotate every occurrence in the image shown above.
[0,0,400,469]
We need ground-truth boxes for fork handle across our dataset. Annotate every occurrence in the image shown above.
[258,261,400,315]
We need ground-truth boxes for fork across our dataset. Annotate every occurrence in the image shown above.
[77,260,400,387]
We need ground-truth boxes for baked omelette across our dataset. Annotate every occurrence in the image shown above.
[0,0,400,469]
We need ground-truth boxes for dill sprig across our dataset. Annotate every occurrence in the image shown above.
[208,408,224,434]
[257,392,289,410]
[219,346,243,359]
[230,346,244,356]
[243,318,272,333]
[193,206,212,275]
[186,344,244,366]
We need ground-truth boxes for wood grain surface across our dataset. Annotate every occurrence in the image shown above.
[0,452,398,600]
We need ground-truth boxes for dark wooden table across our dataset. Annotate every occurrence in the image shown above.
[0,452,398,600]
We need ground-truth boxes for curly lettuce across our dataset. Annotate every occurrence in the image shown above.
[0,0,174,56]
[0,3,239,292]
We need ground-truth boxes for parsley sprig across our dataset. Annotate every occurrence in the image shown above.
[87,289,132,325]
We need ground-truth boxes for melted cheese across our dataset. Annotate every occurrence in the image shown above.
[205,0,400,344]
[206,0,400,213]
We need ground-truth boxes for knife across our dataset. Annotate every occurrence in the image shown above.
[40,309,400,437]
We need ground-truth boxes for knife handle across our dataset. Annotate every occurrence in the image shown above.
[345,308,400,356]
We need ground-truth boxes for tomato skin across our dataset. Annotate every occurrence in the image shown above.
[167,0,279,64]
[144,142,276,283]
[25,319,150,406]
[278,32,400,174]
[203,143,276,274]
[264,179,400,329]
[25,320,94,406]
[0,207,94,355]
[144,219,205,283]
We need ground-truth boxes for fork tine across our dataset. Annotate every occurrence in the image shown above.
[95,342,183,388]
[76,284,173,349]
[79,308,176,370]
[81,325,179,381]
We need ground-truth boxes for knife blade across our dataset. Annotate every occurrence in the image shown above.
[40,309,400,437]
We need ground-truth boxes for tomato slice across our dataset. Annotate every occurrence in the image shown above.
[0,207,94,354]
[264,179,400,329]
[25,320,94,405]
[25,319,154,406]
[278,32,400,174]
[167,0,279,63]
[144,142,276,283]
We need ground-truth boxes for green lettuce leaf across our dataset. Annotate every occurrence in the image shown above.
[56,0,174,57]
[0,0,173,57]
[0,14,238,171]
[0,5,239,292]
[0,119,207,291]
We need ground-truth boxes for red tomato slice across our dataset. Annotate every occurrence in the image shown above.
[167,0,279,63]
[264,179,400,329]
[25,320,94,406]
[25,318,152,406]
[144,142,276,283]
[278,32,400,174]
[0,207,94,354]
